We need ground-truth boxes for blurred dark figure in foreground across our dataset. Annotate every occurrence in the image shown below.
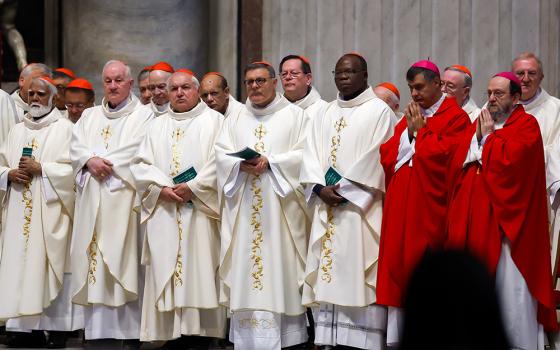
[399,250,510,350]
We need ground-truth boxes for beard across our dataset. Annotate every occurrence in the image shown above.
[28,101,53,118]
[488,103,514,122]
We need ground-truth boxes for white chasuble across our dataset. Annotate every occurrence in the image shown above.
[224,95,244,119]
[131,101,226,341]
[0,108,74,323]
[299,87,396,349]
[70,95,153,339]
[216,94,310,349]
[0,89,19,145]
[10,90,27,123]
[462,97,481,123]
[292,86,328,121]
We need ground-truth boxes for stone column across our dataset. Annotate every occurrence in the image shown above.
[62,0,208,100]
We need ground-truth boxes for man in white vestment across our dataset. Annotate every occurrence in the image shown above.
[147,61,174,117]
[300,53,396,350]
[52,67,77,119]
[279,54,327,120]
[11,63,52,121]
[70,60,154,349]
[441,64,480,122]
[0,88,18,146]
[373,82,402,117]
[132,70,226,348]
[215,61,310,349]
[200,72,244,119]
[0,76,78,348]
[138,66,152,105]
[64,78,95,124]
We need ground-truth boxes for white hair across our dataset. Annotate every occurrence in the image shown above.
[31,77,57,97]
[20,63,52,79]
[102,60,132,79]
[167,72,200,91]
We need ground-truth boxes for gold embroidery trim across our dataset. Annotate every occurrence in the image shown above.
[101,125,112,150]
[320,116,347,283]
[87,233,98,284]
[250,123,266,290]
[238,317,278,329]
[21,138,38,251]
[171,127,185,287]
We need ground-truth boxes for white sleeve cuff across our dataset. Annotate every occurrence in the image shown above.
[395,128,416,172]
[0,169,10,192]
[463,133,483,167]
[106,174,125,192]
[224,161,246,198]
[41,169,58,203]
[304,183,316,204]
[267,158,292,198]
[75,169,89,190]
[337,178,375,213]
[550,181,560,206]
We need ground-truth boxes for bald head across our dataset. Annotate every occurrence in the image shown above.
[200,73,230,114]
[334,54,368,99]
[374,86,400,114]
[149,69,173,106]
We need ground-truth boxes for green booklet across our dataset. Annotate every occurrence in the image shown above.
[22,147,33,157]
[173,166,197,184]
[324,166,342,186]
[227,147,261,160]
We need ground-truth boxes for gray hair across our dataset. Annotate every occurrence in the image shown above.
[137,69,150,82]
[20,63,52,79]
[444,66,472,88]
[102,60,132,80]
[31,77,57,97]
[167,72,200,91]
[512,52,544,77]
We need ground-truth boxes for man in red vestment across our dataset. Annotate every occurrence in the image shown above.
[447,72,557,348]
[377,60,470,347]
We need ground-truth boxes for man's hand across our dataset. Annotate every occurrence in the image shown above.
[159,186,183,203]
[405,101,426,139]
[240,155,269,176]
[318,184,346,207]
[86,157,113,182]
[478,109,495,141]
[8,169,31,185]
[173,183,193,202]
[18,157,42,176]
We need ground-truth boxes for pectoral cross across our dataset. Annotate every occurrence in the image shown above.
[27,138,39,151]
[334,117,347,132]
[254,124,267,139]
[101,125,112,149]
[172,128,184,142]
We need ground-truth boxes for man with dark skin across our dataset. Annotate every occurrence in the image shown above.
[64,78,95,123]
[300,53,396,349]
[199,72,243,118]
[377,60,470,348]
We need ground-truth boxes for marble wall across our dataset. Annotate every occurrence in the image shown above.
[262,0,560,105]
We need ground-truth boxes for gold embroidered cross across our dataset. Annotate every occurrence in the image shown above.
[101,125,112,149]
[254,124,267,139]
[27,138,39,150]
[334,117,347,132]
[172,128,184,142]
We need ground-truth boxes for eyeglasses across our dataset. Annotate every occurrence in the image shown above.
[280,70,303,79]
[331,69,365,77]
[65,103,87,110]
[244,78,271,87]
[441,81,466,91]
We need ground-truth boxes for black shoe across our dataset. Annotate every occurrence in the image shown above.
[5,330,46,348]
[46,331,68,349]
[122,338,141,349]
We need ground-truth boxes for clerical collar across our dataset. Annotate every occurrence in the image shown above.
[421,93,446,117]
[168,99,207,120]
[520,87,541,105]
[246,93,290,116]
[24,107,61,130]
[337,86,375,108]
[294,86,321,110]
[107,96,131,112]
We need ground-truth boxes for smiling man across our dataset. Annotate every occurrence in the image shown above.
[216,61,310,349]
[377,60,470,348]
[70,60,153,348]
[300,52,396,350]
[279,55,327,120]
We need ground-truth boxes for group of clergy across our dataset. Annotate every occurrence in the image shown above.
[0,50,558,350]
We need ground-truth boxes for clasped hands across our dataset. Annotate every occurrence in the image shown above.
[240,155,269,176]
[476,109,495,142]
[8,156,41,185]
[405,101,427,140]
[160,183,193,204]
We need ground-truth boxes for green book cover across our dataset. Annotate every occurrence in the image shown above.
[324,167,342,186]
[227,147,261,160]
[22,147,33,157]
[173,167,197,184]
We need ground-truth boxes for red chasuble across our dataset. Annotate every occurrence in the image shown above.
[377,97,470,307]
[447,105,557,331]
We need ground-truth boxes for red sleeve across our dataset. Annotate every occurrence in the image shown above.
[380,118,408,190]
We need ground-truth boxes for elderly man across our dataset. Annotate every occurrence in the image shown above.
[148,61,174,117]
[374,82,401,117]
[447,72,557,349]
[137,66,152,105]
[216,61,310,349]
[11,63,52,121]
[70,60,153,348]
[300,53,396,350]
[200,72,243,118]
[279,55,327,120]
[442,65,480,122]
[64,78,95,124]
[0,76,77,348]
[377,60,470,347]
[52,67,77,118]
[133,70,226,347]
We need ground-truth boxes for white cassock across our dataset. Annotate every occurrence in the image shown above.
[0,108,83,331]
[132,101,226,341]
[224,94,244,119]
[462,97,480,123]
[150,100,169,117]
[300,87,396,350]
[10,90,27,123]
[292,86,328,120]
[216,93,310,349]
[0,89,19,145]
[70,95,153,340]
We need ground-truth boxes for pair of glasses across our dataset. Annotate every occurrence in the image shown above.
[244,78,271,87]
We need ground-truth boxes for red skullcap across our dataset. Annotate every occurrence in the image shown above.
[55,67,77,79]
[66,78,94,91]
[376,82,400,99]
[150,61,174,73]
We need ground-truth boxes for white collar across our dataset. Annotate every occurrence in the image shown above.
[421,93,446,117]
